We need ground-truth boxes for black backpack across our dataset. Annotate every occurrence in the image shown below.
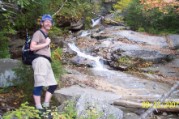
[22,30,51,65]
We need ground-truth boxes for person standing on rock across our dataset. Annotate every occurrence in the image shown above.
[30,14,57,110]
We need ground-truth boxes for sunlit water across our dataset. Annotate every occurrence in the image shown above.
[91,17,102,27]
[80,31,91,37]
[68,43,105,70]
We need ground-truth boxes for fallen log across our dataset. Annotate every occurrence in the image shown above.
[140,81,179,119]
[119,97,179,104]
[113,99,179,112]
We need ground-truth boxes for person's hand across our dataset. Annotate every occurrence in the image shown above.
[45,37,51,46]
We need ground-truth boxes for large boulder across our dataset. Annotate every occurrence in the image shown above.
[54,85,121,104]
[76,94,123,119]
[0,59,20,87]
[116,30,168,48]
[54,85,123,119]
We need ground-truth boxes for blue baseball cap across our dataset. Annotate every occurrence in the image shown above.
[40,14,53,23]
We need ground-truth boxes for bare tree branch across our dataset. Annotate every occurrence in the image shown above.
[52,0,68,17]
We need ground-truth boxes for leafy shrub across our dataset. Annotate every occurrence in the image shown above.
[0,12,16,58]
[123,0,179,34]
[3,102,40,119]
[113,0,132,12]
[51,47,64,80]
[13,63,34,102]
[112,0,179,34]
[61,100,77,119]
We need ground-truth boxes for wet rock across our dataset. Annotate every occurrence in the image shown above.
[91,32,109,40]
[71,56,95,67]
[70,19,84,30]
[77,30,91,37]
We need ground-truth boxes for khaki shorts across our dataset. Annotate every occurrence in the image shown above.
[32,57,57,87]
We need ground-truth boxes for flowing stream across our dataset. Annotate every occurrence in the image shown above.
[65,42,179,118]
[68,43,171,95]
[68,43,105,71]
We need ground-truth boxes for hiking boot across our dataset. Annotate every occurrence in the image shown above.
[42,102,50,109]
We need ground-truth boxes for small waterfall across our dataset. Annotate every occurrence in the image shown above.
[80,31,91,37]
[68,43,105,70]
[91,16,103,27]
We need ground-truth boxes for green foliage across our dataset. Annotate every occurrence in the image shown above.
[80,109,103,119]
[10,0,34,8]
[3,102,40,119]
[51,47,64,80]
[0,11,16,58]
[58,0,92,21]
[14,0,49,32]
[49,26,64,37]
[13,63,34,102]
[123,0,179,34]
[11,0,96,33]
[3,99,115,119]
[62,100,77,119]
[118,56,132,65]
[56,0,99,29]
[36,100,77,119]
[113,0,132,12]
[0,37,10,58]
[112,0,133,25]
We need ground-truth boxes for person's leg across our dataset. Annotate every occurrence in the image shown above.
[33,86,43,109]
[43,85,57,108]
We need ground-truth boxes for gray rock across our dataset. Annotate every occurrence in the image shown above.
[124,112,139,119]
[76,94,123,119]
[54,85,121,104]
[111,43,169,63]
[167,34,179,49]
[0,59,20,87]
[124,50,167,63]
[117,30,168,48]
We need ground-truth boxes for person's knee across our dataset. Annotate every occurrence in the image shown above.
[33,86,43,96]
[47,85,57,94]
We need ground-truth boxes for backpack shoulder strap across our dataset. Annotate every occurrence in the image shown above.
[39,29,48,38]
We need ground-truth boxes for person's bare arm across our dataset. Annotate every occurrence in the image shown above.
[30,37,51,51]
